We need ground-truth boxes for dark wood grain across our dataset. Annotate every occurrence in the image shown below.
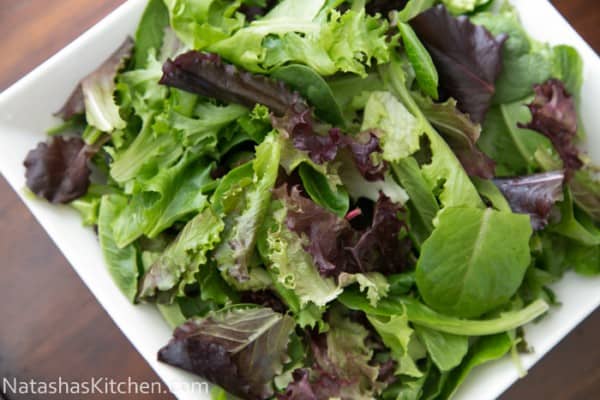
[0,1,598,400]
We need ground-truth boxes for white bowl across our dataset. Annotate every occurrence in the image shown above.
[0,0,598,399]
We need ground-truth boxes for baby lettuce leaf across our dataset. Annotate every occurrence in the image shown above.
[24,136,94,204]
[277,185,410,278]
[160,51,304,117]
[392,157,440,246]
[298,163,350,217]
[258,199,342,308]
[441,0,490,14]
[410,5,506,123]
[379,55,483,209]
[138,207,224,302]
[519,79,583,179]
[414,325,468,372]
[398,22,439,99]
[339,289,549,336]
[416,207,532,318]
[571,166,600,222]
[280,310,382,399]
[56,37,134,127]
[478,101,551,176]
[158,307,295,399]
[413,94,495,179]
[397,0,436,22]
[470,8,552,105]
[163,0,245,50]
[208,4,391,77]
[134,0,170,69]
[550,190,600,247]
[362,91,422,163]
[494,171,565,230]
[440,333,513,399]
[98,195,140,303]
[271,64,345,126]
[213,132,281,288]
[552,45,584,97]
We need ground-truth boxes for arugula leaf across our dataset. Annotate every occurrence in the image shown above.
[134,0,170,69]
[158,307,295,399]
[416,207,532,318]
[98,195,140,303]
[138,207,225,302]
[410,5,506,123]
[399,22,439,99]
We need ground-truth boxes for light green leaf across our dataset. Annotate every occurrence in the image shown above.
[416,207,532,318]
[398,22,438,99]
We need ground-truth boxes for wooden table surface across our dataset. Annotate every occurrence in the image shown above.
[0,1,598,399]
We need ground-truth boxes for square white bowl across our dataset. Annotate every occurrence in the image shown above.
[0,0,598,399]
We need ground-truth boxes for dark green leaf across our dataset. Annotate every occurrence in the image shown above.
[134,0,170,69]
[298,163,349,217]
[399,22,439,99]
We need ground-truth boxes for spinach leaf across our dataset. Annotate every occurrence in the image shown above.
[416,207,532,318]
[98,195,140,302]
[414,325,468,372]
[298,163,349,217]
[399,22,439,99]
[440,333,513,398]
[272,64,345,126]
[134,0,170,69]
[552,45,584,96]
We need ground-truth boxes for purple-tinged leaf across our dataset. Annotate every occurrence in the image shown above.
[56,37,134,128]
[275,186,410,278]
[24,136,95,204]
[366,0,409,16]
[494,171,565,230]
[160,51,306,117]
[240,0,278,21]
[410,5,507,123]
[414,94,495,178]
[519,79,582,180]
[158,307,295,400]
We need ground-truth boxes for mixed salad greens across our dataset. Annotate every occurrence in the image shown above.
[23,0,600,399]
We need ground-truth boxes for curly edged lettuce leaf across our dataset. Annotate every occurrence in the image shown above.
[280,309,383,399]
[57,38,134,132]
[137,206,225,302]
[213,131,281,289]
[158,306,295,399]
[208,0,391,77]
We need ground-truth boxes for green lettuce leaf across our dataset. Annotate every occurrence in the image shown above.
[134,0,170,69]
[416,207,532,318]
[213,131,281,289]
[98,194,140,302]
[209,4,390,77]
[138,207,225,302]
[414,325,468,372]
